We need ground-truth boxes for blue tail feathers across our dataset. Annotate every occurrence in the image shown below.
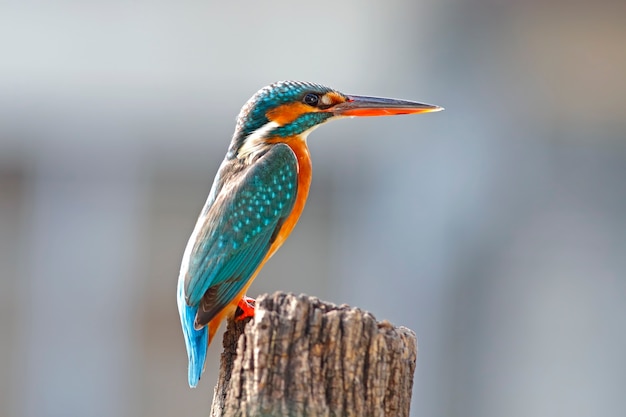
[177,278,208,388]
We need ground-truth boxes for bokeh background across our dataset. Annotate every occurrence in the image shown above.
[1,1,625,416]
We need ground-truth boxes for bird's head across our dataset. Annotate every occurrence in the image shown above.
[229,80,442,160]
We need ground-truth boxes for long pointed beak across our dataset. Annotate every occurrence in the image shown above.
[331,94,443,117]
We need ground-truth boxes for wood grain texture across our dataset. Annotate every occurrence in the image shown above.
[210,292,418,417]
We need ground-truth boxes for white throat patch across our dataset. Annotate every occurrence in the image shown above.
[237,121,280,161]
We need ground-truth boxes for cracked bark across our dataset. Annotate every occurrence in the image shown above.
[209,292,418,417]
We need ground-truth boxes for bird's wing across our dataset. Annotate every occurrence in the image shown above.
[182,143,298,324]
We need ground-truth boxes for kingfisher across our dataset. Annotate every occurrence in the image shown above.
[177,80,442,387]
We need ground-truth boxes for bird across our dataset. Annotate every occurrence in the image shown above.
[177,80,442,387]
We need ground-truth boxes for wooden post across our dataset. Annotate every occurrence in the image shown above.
[210,292,418,417]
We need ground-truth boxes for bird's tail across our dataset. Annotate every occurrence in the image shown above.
[176,278,208,388]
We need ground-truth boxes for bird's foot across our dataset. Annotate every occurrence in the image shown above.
[235,296,256,320]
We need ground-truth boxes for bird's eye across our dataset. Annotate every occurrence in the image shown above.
[303,93,319,106]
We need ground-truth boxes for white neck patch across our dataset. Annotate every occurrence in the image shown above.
[237,121,280,161]
[236,118,328,162]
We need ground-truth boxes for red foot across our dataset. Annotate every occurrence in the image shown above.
[235,296,256,320]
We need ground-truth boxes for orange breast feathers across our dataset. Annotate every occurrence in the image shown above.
[266,136,312,258]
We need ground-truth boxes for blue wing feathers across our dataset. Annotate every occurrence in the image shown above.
[184,145,298,308]
[176,144,298,386]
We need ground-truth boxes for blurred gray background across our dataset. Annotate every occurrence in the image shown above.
[1,1,625,416]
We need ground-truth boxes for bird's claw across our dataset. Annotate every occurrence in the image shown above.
[235,296,256,320]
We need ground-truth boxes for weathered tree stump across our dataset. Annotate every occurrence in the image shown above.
[209,292,418,417]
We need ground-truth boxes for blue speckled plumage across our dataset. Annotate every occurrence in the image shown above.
[184,144,297,308]
[178,143,298,387]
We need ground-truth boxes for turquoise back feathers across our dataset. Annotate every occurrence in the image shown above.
[177,143,299,387]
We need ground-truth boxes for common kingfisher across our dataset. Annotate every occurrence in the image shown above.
[177,80,442,387]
